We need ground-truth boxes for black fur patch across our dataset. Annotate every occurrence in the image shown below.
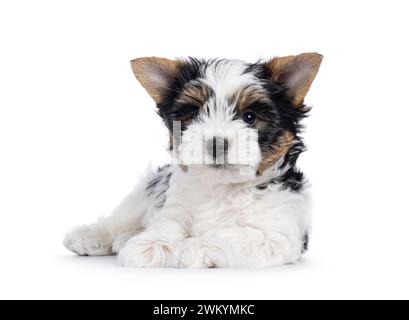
[302,233,309,253]
[157,58,205,131]
[145,165,172,208]
[251,63,308,192]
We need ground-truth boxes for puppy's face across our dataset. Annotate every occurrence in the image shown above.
[131,54,322,181]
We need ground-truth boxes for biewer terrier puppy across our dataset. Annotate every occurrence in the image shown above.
[64,53,323,268]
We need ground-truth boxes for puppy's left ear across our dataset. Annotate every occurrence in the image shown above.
[130,57,182,105]
[264,52,323,107]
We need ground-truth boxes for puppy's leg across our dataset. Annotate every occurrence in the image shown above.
[63,187,148,256]
[173,194,311,268]
[63,168,168,256]
[174,226,305,268]
[117,205,190,267]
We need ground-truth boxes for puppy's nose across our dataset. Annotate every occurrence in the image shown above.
[206,136,229,162]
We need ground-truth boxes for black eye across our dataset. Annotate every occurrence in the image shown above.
[242,111,257,125]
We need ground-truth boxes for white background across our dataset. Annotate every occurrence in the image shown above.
[1,0,408,300]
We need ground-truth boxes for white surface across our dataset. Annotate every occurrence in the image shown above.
[1,0,409,299]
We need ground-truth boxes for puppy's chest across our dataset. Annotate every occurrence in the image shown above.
[169,182,261,233]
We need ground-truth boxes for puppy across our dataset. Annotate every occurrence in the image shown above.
[64,53,323,268]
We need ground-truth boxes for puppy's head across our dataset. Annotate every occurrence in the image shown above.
[131,54,322,182]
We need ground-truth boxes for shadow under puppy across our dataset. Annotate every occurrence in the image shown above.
[64,53,323,268]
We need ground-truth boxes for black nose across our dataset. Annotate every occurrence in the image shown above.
[206,137,229,162]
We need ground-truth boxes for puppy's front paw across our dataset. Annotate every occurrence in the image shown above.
[172,238,219,268]
[117,232,177,268]
[63,225,112,256]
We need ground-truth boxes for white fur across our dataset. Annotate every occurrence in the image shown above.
[64,165,311,267]
[64,60,312,268]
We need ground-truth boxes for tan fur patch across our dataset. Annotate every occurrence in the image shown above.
[130,57,183,104]
[176,83,213,107]
[229,86,270,111]
[265,53,323,107]
[257,131,294,174]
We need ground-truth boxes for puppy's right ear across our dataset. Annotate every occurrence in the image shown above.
[131,57,182,105]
